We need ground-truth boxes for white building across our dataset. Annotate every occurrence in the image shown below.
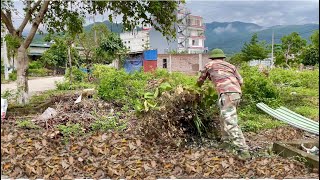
[176,4,207,54]
[119,4,207,54]
[120,29,150,53]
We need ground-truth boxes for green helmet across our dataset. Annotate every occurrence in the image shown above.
[209,48,226,59]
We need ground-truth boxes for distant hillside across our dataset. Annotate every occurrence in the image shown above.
[204,22,319,54]
[84,20,126,33]
[31,20,137,43]
[31,20,319,55]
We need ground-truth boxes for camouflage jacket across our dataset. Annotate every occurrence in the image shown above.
[197,59,243,95]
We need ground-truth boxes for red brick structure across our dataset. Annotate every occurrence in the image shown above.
[157,54,211,75]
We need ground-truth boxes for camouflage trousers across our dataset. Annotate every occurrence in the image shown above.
[218,92,249,151]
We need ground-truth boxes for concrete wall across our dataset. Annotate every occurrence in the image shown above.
[149,29,178,54]
[157,54,210,75]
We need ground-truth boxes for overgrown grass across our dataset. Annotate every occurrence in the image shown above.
[238,66,319,132]
[6,63,318,135]
[56,81,95,90]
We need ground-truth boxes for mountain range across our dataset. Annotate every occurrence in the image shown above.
[32,20,319,54]
[205,21,319,54]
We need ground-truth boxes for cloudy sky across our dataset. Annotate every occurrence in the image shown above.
[185,0,319,27]
[8,0,319,32]
[83,0,319,27]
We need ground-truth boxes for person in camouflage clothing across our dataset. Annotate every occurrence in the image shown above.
[197,48,251,160]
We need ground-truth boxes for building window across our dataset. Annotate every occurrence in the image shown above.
[124,41,126,44]
[142,39,144,41]
[128,41,130,43]
[192,39,200,46]
[163,59,167,69]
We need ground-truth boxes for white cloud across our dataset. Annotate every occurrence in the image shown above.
[213,24,238,34]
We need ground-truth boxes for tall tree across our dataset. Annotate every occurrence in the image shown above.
[98,32,126,64]
[40,36,80,75]
[299,30,319,66]
[241,33,269,62]
[281,32,307,67]
[310,30,319,49]
[1,0,182,104]
[76,23,110,64]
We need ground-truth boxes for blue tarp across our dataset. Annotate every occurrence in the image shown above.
[79,67,93,74]
[124,55,143,73]
[143,50,157,60]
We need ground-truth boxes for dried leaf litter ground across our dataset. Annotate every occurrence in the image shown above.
[1,91,319,179]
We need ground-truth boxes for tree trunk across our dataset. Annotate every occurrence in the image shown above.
[16,45,29,105]
[68,46,72,84]
[53,65,57,76]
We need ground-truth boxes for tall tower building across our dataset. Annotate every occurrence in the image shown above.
[176,4,207,54]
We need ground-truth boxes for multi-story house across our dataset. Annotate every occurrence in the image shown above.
[176,5,207,54]
[120,4,207,54]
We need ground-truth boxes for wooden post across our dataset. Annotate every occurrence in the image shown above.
[199,53,202,71]
[169,54,172,73]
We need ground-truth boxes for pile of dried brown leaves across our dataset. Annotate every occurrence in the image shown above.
[1,124,318,179]
[1,90,319,179]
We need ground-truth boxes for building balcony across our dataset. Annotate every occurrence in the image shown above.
[189,35,205,39]
[188,14,203,19]
[187,24,205,29]
[188,46,205,49]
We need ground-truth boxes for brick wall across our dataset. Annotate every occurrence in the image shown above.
[157,54,211,75]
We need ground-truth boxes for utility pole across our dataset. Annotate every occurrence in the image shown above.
[93,14,97,44]
[3,29,9,80]
[271,30,274,68]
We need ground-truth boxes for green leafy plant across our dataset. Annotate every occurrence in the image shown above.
[90,117,126,131]
[65,66,87,82]
[56,81,95,90]
[28,68,50,77]
[57,123,84,137]
[29,61,44,69]
[9,70,17,81]
[17,120,40,129]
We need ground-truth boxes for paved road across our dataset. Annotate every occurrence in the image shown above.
[1,76,64,96]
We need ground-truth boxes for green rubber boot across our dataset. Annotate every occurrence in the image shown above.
[218,142,237,153]
[237,150,251,160]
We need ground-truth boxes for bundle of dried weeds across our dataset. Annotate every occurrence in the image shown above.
[135,86,208,147]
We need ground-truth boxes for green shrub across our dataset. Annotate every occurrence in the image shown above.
[92,64,111,80]
[98,68,150,104]
[56,81,95,90]
[65,67,87,82]
[28,68,49,77]
[240,65,279,106]
[29,61,43,69]
[9,70,17,81]
[1,90,18,103]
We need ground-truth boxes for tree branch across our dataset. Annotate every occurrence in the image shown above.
[17,0,42,36]
[23,1,50,48]
[1,10,16,34]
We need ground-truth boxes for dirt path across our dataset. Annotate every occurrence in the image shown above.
[1,76,64,96]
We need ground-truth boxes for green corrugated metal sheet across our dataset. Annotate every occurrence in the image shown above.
[257,103,319,135]
[30,43,51,48]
